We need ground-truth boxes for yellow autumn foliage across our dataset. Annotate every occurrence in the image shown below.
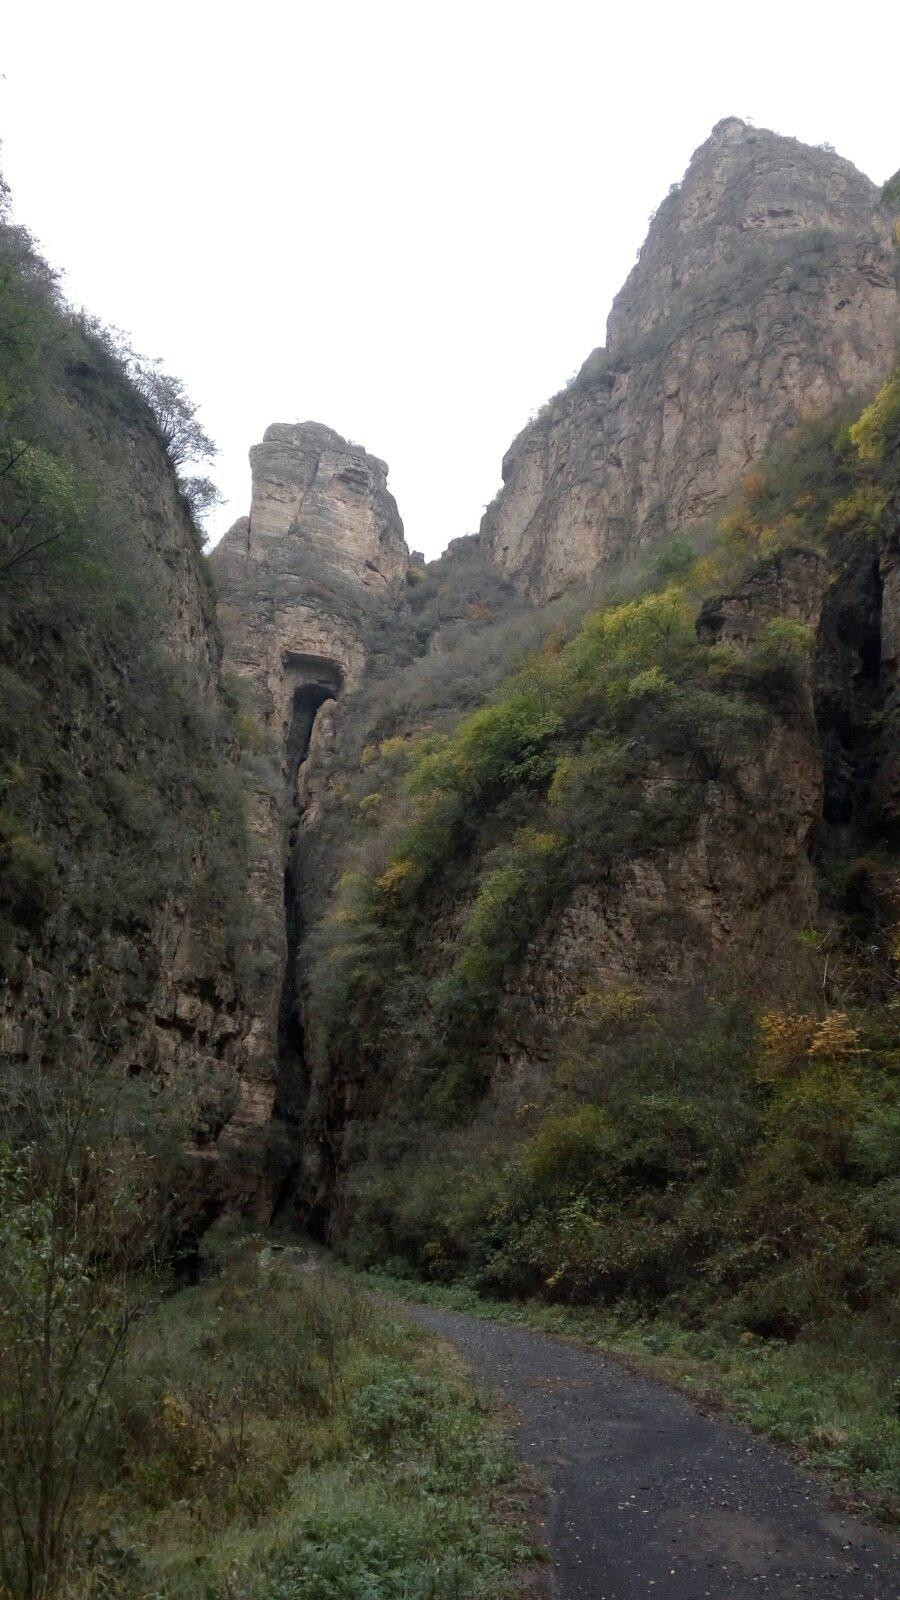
[375,857,417,897]
[807,1011,861,1059]
[758,1008,862,1078]
[757,1009,812,1079]
[849,375,900,462]
[574,983,646,1025]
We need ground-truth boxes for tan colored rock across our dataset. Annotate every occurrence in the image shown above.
[211,424,409,1167]
[213,423,407,727]
[483,120,896,601]
[244,422,407,594]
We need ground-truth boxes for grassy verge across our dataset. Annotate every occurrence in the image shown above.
[61,1235,538,1599]
[355,1269,899,1528]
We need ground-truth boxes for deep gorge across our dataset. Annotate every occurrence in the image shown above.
[2,117,897,1253]
[3,71,900,1598]
[0,113,898,1506]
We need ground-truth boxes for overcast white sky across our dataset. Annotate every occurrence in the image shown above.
[2,2,897,558]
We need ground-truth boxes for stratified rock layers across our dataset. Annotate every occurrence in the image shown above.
[482,119,896,600]
[211,423,408,1159]
[214,423,408,710]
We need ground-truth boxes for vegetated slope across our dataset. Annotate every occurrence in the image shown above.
[50,1237,529,1600]
[279,135,900,1433]
[0,184,283,1225]
[299,379,900,1441]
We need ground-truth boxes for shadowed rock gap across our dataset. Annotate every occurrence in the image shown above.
[274,673,341,1208]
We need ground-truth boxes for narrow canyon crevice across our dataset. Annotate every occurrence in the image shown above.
[271,662,342,1201]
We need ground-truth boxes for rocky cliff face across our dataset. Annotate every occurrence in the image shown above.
[272,124,898,1244]
[214,423,408,710]
[0,323,279,1225]
[483,119,896,600]
[9,118,893,1253]
[211,423,409,1169]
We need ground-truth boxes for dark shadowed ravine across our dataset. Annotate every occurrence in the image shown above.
[398,1303,899,1600]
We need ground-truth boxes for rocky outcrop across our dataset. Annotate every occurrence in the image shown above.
[483,120,896,601]
[243,422,407,595]
[211,423,408,1169]
[214,423,407,714]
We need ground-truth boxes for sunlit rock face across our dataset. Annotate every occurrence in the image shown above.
[245,422,407,595]
[482,119,897,601]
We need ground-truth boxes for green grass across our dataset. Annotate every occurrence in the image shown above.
[59,1234,538,1599]
[355,1268,900,1527]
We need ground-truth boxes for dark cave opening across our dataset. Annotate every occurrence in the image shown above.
[284,682,334,796]
[277,677,339,1075]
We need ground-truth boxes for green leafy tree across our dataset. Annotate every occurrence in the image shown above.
[0,1069,160,1599]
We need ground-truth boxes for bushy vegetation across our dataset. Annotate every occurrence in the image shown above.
[309,385,897,1077]
[345,988,897,1331]
[298,378,899,1509]
[43,1234,529,1600]
[0,1073,532,1599]
[0,1061,190,1598]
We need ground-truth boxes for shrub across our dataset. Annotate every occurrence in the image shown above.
[849,374,900,465]
[518,1105,609,1196]
[0,1067,167,1600]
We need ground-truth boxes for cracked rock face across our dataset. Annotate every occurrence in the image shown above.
[482,119,896,601]
[211,424,408,1177]
[228,422,408,598]
[213,423,408,714]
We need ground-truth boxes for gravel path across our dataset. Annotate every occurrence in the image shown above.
[399,1301,899,1599]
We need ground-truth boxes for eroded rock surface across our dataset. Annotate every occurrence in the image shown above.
[483,119,896,600]
[211,423,409,1174]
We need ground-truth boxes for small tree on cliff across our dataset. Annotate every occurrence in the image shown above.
[130,359,217,472]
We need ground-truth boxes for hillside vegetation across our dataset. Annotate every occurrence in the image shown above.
[299,380,900,1513]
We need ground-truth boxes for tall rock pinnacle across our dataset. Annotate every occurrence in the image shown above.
[482,119,897,601]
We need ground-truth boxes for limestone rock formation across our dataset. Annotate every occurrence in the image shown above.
[214,423,407,710]
[211,423,409,1163]
[245,422,407,594]
[483,119,896,600]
